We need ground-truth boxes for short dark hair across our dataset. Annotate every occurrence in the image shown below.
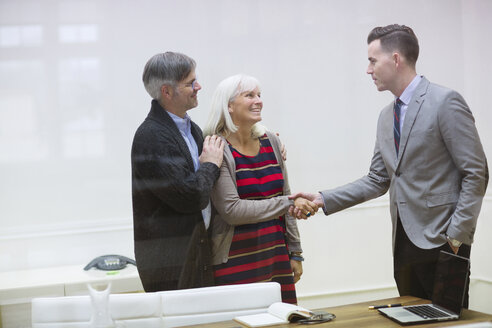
[367,24,419,66]
[142,52,196,100]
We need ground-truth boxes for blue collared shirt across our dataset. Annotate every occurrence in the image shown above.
[167,111,211,229]
[397,75,422,132]
[168,112,200,170]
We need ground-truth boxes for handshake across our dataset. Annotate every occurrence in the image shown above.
[288,192,324,220]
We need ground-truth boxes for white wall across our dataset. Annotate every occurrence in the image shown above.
[0,0,490,313]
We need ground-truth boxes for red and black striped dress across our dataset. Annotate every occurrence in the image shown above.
[213,134,297,304]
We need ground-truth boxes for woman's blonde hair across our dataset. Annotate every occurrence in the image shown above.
[204,74,266,138]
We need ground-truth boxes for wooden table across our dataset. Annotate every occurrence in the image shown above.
[187,296,492,327]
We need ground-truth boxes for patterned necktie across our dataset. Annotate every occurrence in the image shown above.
[393,98,403,155]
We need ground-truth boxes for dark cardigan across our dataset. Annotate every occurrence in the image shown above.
[131,100,219,292]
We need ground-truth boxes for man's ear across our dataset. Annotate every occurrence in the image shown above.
[393,52,401,67]
[161,84,173,100]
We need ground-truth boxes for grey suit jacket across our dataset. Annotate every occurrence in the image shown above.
[321,77,488,249]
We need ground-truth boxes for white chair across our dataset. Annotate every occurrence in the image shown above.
[31,292,162,328]
[31,282,281,328]
[159,282,281,327]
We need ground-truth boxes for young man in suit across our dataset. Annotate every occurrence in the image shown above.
[131,52,224,292]
[293,24,488,307]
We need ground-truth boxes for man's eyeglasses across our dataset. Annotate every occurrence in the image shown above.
[179,79,199,91]
[297,311,336,324]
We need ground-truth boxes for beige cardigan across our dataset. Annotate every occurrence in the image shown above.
[210,131,302,265]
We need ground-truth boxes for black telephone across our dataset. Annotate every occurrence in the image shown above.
[84,255,136,271]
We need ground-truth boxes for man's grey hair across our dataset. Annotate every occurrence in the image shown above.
[142,52,196,100]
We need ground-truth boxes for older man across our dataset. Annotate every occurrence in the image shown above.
[131,52,224,291]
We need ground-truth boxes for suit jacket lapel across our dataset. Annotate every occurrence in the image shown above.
[190,122,204,154]
[396,77,429,167]
[148,100,196,171]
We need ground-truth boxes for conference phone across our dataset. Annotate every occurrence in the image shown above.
[84,255,136,271]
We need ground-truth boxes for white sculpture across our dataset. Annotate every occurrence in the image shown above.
[87,282,116,328]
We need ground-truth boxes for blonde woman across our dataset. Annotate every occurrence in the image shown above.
[204,74,317,304]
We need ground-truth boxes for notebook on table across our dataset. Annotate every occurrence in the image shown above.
[378,250,470,325]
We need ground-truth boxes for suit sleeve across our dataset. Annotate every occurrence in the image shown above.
[438,91,488,244]
[320,123,391,215]
[131,126,220,214]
